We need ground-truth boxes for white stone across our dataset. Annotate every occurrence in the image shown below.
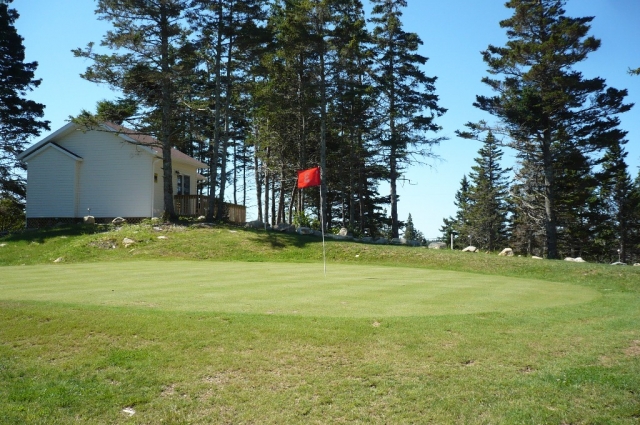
[428,242,447,249]
[122,238,135,248]
[532,256,543,260]
[112,217,127,225]
[339,227,349,237]
[0,243,6,247]
[157,236,168,240]
[498,248,514,257]
[634,263,640,267]
[564,257,576,262]
[611,261,626,266]
[462,246,477,253]
[574,257,587,263]
[83,215,95,225]
[53,257,63,263]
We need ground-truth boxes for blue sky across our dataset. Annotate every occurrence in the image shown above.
[12,0,640,238]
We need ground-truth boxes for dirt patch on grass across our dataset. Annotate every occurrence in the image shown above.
[624,340,640,357]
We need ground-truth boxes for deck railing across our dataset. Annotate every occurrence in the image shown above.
[174,195,246,224]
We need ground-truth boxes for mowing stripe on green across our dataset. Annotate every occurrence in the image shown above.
[1,261,599,317]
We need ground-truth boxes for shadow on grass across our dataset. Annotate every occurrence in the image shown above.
[246,229,320,249]
[1,224,106,244]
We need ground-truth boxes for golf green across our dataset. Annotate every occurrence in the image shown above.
[1,261,599,317]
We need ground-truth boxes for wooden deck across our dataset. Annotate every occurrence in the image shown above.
[174,195,246,224]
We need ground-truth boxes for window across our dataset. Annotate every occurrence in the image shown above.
[183,175,191,195]
[176,174,190,195]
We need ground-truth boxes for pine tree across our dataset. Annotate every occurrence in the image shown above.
[369,0,446,238]
[462,0,632,259]
[597,141,638,263]
[0,0,49,199]
[441,175,473,248]
[73,0,195,220]
[466,132,510,251]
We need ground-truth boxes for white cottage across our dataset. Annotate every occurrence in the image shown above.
[17,122,209,227]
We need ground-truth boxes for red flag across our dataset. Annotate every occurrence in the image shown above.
[297,166,321,189]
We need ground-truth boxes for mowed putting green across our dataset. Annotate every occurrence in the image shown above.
[1,261,599,317]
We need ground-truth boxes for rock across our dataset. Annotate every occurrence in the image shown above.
[611,261,626,266]
[407,240,421,247]
[564,257,576,262]
[532,256,543,260]
[83,215,95,225]
[498,248,514,257]
[634,263,640,267]
[197,215,206,221]
[338,227,350,237]
[0,243,6,247]
[157,236,168,240]
[574,257,587,263]
[53,257,63,263]
[373,238,388,245]
[462,246,477,253]
[313,230,323,237]
[361,237,374,243]
[428,242,447,250]
[122,238,135,248]
[245,220,269,230]
[297,227,314,235]
[112,217,127,225]
[274,222,296,233]
[391,238,403,245]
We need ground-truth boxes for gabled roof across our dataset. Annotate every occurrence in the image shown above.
[18,121,208,169]
[18,141,84,162]
[102,122,208,169]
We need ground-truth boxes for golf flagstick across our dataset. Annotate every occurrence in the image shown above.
[296,166,325,276]
[320,184,326,276]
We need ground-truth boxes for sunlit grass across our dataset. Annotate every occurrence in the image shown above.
[1,224,639,423]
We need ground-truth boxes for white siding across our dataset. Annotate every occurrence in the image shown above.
[25,147,78,217]
[55,130,154,217]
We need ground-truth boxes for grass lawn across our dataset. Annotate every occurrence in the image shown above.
[1,224,639,424]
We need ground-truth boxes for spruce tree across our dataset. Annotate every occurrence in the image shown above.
[597,141,638,263]
[73,0,195,220]
[441,175,473,248]
[369,0,446,238]
[466,132,510,251]
[462,0,632,259]
[0,0,49,199]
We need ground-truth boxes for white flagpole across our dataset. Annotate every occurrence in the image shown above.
[319,184,326,276]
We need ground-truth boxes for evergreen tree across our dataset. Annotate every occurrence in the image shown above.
[466,132,510,251]
[508,152,546,256]
[0,0,49,199]
[73,0,195,220]
[461,0,632,259]
[440,175,473,248]
[596,141,638,263]
[369,0,446,238]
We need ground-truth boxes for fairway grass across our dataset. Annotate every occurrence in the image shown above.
[1,225,639,423]
[1,261,599,317]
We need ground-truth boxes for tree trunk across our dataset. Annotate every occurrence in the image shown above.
[254,145,262,222]
[542,134,558,259]
[207,2,224,221]
[160,3,176,220]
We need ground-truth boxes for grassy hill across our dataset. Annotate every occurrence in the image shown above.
[1,223,639,424]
